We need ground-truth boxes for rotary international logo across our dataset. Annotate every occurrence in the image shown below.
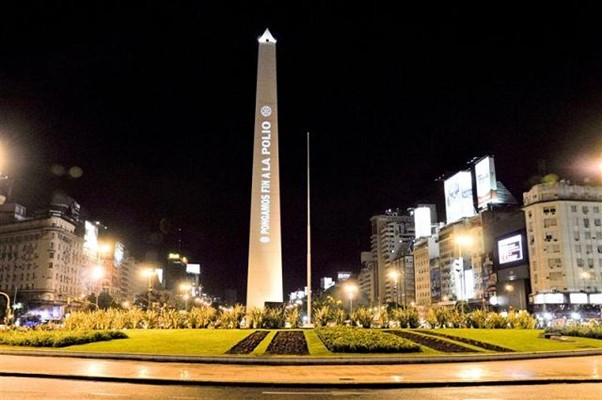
[260,105,272,117]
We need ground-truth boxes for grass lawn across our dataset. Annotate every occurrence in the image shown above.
[50,329,252,356]
[2,328,602,357]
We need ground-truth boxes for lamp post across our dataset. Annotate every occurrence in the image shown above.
[142,268,156,310]
[388,270,400,308]
[455,235,473,313]
[180,282,192,311]
[344,283,358,315]
[91,265,105,309]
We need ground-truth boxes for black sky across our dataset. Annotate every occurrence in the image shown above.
[1,2,602,300]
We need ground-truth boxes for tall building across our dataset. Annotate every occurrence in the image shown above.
[523,181,602,316]
[0,196,137,321]
[0,209,84,321]
[246,28,283,308]
[357,251,375,304]
[370,208,414,305]
[413,234,439,306]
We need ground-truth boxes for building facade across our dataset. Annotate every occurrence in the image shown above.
[370,208,414,305]
[523,181,602,317]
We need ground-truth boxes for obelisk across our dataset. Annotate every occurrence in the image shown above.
[246,28,283,309]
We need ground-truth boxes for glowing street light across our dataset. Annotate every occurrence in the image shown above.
[344,283,358,315]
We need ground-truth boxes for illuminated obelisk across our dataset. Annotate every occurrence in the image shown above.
[246,28,283,309]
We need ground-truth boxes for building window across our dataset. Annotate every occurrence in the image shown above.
[544,218,557,228]
[583,206,590,214]
[544,207,557,215]
[576,245,582,253]
[572,205,578,212]
[585,219,590,228]
[594,206,600,213]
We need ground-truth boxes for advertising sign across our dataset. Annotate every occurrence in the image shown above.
[444,170,475,224]
[475,156,498,209]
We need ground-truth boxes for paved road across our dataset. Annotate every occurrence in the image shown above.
[1,350,602,387]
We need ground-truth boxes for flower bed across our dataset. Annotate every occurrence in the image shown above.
[225,330,269,354]
[265,331,309,355]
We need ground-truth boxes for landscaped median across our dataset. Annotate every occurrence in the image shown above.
[2,327,602,358]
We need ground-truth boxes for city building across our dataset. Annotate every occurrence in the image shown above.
[523,181,602,318]
[413,234,439,306]
[0,193,138,321]
[370,208,415,305]
[357,251,375,304]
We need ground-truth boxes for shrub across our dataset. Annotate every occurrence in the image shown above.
[313,306,330,327]
[352,306,373,328]
[315,326,420,353]
[188,305,216,328]
[245,307,264,329]
[0,329,127,347]
[262,307,285,329]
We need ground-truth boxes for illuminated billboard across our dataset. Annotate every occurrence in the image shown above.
[114,242,125,267]
[84,221,99,251]
[475,156,498,209]
[414,206,431,239]
[444,170,475,224]
[497,233,524,265]
[186,263,201,275]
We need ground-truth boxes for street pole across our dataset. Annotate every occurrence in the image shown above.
[147,274,153,310]
[458,253,465,314]
[306,131,312,327]
[349,294,353,315]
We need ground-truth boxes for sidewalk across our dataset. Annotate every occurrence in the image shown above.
[1,350,602,387]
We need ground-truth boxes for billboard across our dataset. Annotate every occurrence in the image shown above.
[414,206,431,239]
[475,156,498,209]
[114,242,125,267]
[186,263,201,275]
[84,221,99,251]
[444,170,475,224]
[497,233,524,265]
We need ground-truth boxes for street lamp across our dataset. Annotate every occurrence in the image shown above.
[344,283,358,315]
[91,265,105,309]
[180,282,192,310]
[388,269,400,308]
[142,268,156,310]
[455,235,473,312]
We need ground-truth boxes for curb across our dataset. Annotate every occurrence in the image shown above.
[1,348,602,365]
[1,370,601,388]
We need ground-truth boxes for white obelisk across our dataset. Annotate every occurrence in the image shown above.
[246,28,283,309]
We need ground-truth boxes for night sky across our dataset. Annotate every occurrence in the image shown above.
[1,3,602,300]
